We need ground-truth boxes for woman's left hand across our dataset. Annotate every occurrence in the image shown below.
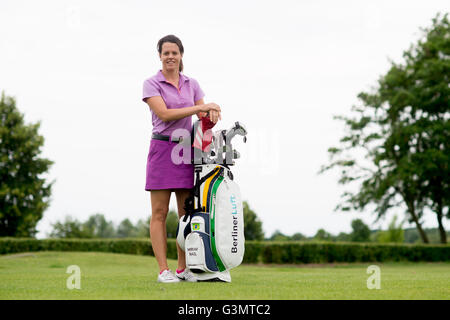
[209,109,221,123]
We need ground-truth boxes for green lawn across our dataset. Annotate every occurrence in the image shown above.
[0,251,449,299]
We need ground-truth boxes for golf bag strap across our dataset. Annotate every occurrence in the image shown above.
[195,167,224,211]
[182,206,205,222]
[194,166,222,200]
[198,166,221,186]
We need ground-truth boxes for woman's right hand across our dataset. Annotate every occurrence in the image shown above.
[198,103,222,123]
[198,103,221,113]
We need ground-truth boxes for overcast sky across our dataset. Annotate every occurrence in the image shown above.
[1,0,449,239]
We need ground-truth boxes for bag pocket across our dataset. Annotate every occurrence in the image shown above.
[190,213,210,233]
[185,231,219,273]
[176,215,191,252]
[176,213,210,252]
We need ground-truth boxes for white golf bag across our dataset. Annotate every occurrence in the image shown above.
[176,120,248,282]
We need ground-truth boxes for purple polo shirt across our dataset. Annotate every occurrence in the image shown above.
[142,70,205,136]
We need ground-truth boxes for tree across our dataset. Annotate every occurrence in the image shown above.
[335,232,351,242]
[243,201,264,241]
[135,216,150,238]
[0,92,54,237]
[83,213,116,238]
[268,230,290,241]
[291,232,307,241]
[49,216,92,238]
[50,214,149,238]
[350,219,371,242]
[319,14,449,243]
[165,210,179,238]
[117,218,137,238]
[410,14,450,244]
[376,215,405,243]
[314,229,333,241]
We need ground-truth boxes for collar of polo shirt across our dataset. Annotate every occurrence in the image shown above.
[156,70,190,84]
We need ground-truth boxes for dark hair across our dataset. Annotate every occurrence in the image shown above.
[157,34,184,72]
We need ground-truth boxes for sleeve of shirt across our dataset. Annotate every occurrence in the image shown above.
[142,79,161,103]
[192,78,205,102]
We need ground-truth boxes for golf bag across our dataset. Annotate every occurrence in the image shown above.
[176,119,248,282]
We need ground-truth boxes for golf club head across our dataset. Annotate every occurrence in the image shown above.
[234,121,247,136]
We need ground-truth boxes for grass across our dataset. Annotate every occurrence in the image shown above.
[0,251,449,300]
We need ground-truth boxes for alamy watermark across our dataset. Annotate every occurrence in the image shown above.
[366,265,381,290]
[66,265,81,290]
[166,126,280,176]
[66,5,81,31]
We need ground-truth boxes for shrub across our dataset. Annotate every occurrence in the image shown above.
[1,238,449,264]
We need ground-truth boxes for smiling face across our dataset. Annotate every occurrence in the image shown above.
[159,42,182,72]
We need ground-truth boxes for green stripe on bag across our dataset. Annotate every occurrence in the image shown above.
[210,175,226,272]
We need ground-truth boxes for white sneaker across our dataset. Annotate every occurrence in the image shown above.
[176,269,197,282]
[157,269,180,283]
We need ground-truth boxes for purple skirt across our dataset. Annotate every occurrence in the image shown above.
[145,139,194,191]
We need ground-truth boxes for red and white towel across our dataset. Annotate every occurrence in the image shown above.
[193,116,216,152]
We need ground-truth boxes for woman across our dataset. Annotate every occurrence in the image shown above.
[142,35,221,283]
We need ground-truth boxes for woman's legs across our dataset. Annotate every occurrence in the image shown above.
[150,189,172,273]
[174,188,192,271]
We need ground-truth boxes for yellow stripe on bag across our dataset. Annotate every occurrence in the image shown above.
[202,166,221,208]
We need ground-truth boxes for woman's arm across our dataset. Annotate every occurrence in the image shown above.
[145,96,220,122]
[195,98,221,123]
[195,98,207,119]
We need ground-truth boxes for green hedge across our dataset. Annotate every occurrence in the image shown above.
[0,238,154,257]
[259,241,450,264]
[1,238,449,263]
